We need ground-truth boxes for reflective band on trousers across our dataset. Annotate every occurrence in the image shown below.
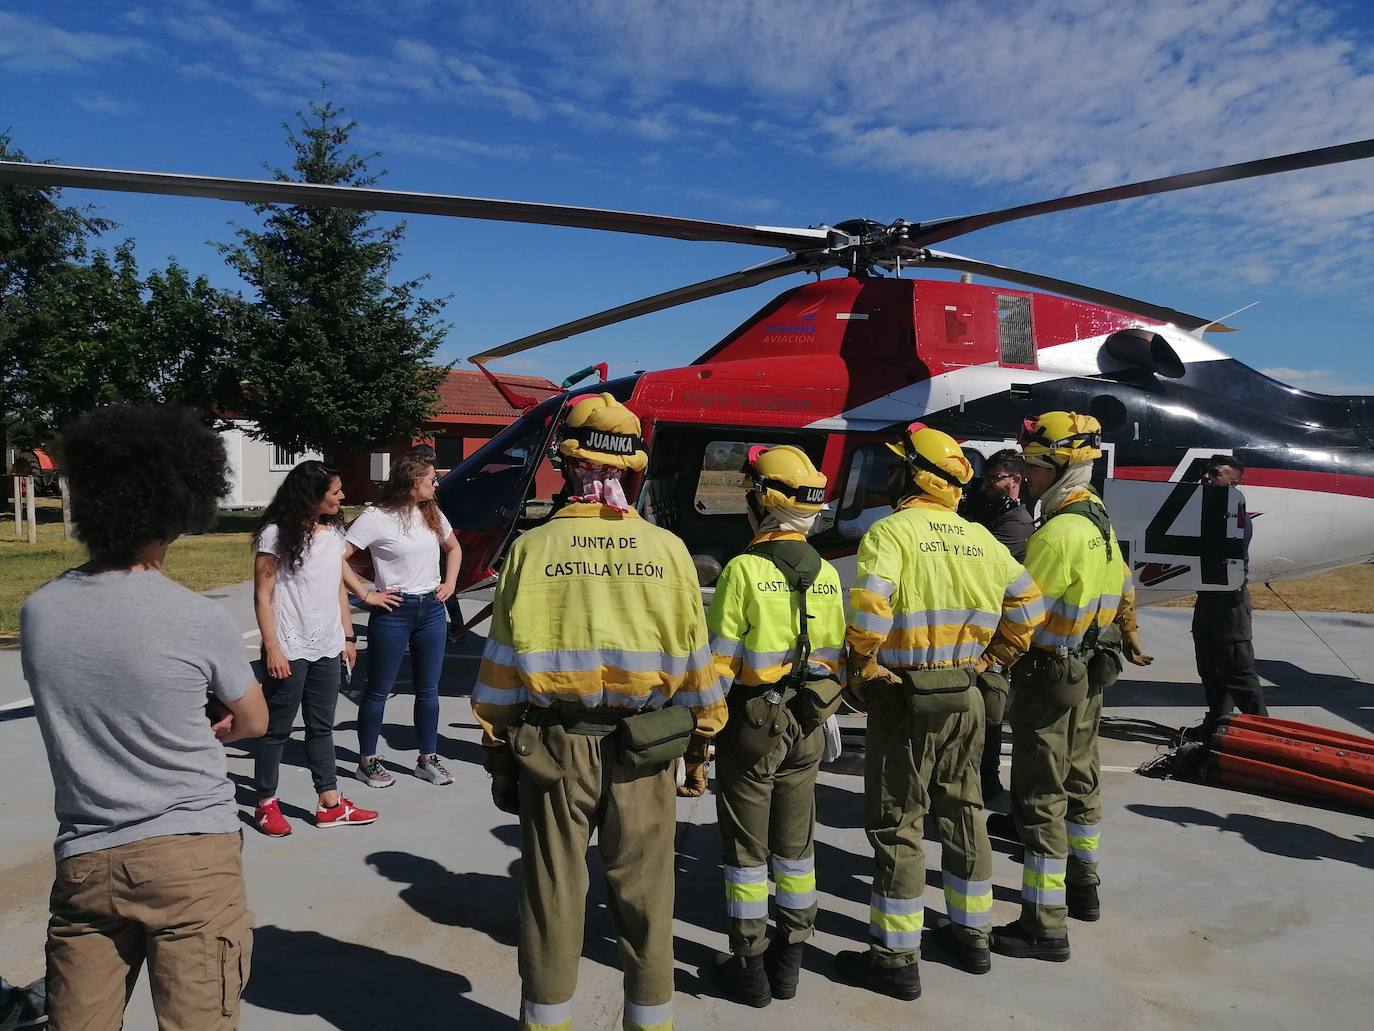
[724,864,769,919]
[869,892,924,949]
[522,998,573,1031]
[772,855,817,910]
[943,872,994,928]
[1067,820,1101,864]
[1022,853,1067,905]
[624,999,673,1031]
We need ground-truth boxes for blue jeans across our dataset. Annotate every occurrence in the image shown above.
[359,593,446,757]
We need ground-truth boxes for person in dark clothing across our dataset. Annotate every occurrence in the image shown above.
[959,450,1036,796]
[960,450,1035,562]
[1190,456,1266,735]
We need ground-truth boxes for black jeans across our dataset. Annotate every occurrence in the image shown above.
[254,654,342,798]
[1191,589,1267,721]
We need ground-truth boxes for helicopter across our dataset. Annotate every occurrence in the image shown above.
[3,139,1373,605]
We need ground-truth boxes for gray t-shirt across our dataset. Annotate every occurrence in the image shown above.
[21,568,255,860]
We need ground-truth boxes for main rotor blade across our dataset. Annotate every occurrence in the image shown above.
[911,138,1374,246]
[0,161,831,251]
[470,252,818,363]
[917,250,1213,330]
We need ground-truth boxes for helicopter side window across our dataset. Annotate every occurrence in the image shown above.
[831,441,988,541]
[693,441,750,515]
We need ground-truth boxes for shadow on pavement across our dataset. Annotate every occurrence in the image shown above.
[244,925,516,1029]
[366,829,522,947]
[1254,659,1371,733]
[1126,804,1374,869]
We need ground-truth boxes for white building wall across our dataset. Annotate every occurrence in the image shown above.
[219,420,323,509]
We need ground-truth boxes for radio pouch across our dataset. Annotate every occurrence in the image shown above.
[511,720,569,789]
[619,705,696,768]
[795,676,845,735]
[730,688,789,762]
[1023,650,1090,707]
[976,670,1011,723]
[901,667,976,716]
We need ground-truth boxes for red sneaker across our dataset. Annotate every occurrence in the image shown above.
[254,798,292,837]
[315,796,379,829]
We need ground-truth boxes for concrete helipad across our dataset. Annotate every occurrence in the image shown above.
[1,585,1371,1030]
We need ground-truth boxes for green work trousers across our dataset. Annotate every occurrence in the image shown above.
[864,681,993,967]
[715,700,824,957]
[517,725,677,1031]
[1008,659,1107,937]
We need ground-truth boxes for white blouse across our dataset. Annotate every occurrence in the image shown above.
[257,523,346,661]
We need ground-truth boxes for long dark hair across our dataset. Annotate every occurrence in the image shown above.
[375,452,443,538]
[254,460,342,571]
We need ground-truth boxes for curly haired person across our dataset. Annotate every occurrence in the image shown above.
[20,405,267,1029]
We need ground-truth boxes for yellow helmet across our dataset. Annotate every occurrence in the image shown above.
[744,444,827,514]
[884,423,972,509]
[1018,412,1102,467]
[558,392,648,471]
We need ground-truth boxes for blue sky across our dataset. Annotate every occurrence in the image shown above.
[3,0,1373,393]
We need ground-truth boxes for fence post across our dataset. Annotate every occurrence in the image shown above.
[11,475,21,540]
[25,476,37,545]
[59,474,73,539]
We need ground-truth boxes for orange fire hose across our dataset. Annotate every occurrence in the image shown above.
[1213,726,1374,789]
[1224,714,1374,755]
[1207,751,1374,812]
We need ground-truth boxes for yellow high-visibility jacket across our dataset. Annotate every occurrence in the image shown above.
[1025,488,1133,652]
[707,531,847,689]
[471,503,727,746]
[847,496,1045,674]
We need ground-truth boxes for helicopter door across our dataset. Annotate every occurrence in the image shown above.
[435,393,568,590]
[639,426,826,585]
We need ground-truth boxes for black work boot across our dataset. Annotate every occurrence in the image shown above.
[764,937,805,1000]
[1068,883,1101,922]
[923,920,991,975]
[990,921,1070,962]
[833,950,922,1001]
[712,953,772,1008]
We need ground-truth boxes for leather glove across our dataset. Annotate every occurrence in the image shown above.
[973,654,993,675]
[1122,629,1154,667]
[485,745,520,814]
[677,732,712,798]
[678,760,709,798]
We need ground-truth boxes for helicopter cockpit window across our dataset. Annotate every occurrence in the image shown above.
[693,441,750,515]
[996,294,1036,368]
[436,395,563,532]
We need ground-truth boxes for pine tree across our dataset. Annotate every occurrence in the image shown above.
[219,100,450,454]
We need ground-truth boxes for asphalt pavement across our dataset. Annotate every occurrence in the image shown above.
[1,586,1371,1030]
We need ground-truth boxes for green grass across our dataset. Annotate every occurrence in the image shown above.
[2,499,372,637]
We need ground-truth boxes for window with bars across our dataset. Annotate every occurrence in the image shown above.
[270,446,298,470]
[997,294,1036,367]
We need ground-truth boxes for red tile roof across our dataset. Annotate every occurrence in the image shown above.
[433,369,562,420]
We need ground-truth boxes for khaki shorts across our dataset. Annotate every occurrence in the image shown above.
[46,831,252,1030]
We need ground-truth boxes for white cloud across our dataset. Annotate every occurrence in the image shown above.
[0,11,150,71]
[74,93,135,117]
[1260,367,1374,395]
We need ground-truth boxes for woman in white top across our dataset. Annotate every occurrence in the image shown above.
[344,453,461,788]
[252,461,379,835]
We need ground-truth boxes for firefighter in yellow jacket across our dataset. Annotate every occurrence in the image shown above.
[471,392,727,1031]
[835,424,1045,1001]
[990,412,1132,962]
[696,445,847,1008]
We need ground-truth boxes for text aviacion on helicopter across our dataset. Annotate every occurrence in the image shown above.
[3,138,1372,598]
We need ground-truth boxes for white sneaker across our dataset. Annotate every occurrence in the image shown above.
[416,754,454,785]
[357,756,396,789]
